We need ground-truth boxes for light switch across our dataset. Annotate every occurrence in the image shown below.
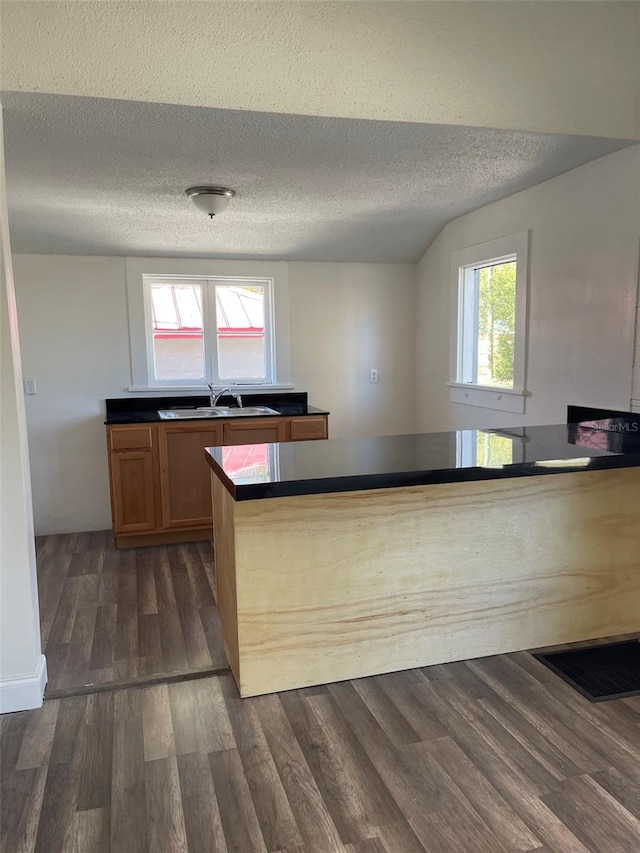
[24,377,37,395]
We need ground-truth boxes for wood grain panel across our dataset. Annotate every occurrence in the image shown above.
[221,467,640,697]
[114,528,212,549]
[158,424,223,529]
[289,415,328,441]
[222,417,287,447]
[110,451,156,533]
[108,426,154,451]
[212,473,240,680]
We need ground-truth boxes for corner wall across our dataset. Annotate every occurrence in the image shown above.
[289,262,417,440]
[416,146,640,432]
[0,107,46,712]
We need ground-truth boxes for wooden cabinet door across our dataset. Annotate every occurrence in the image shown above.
[110,450,156,533]
[222,418,287,447]
[158,423,223,528]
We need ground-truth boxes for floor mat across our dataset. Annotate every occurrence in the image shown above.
[533,640,640,702]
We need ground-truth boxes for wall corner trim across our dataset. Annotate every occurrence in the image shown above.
[0,654,47,714]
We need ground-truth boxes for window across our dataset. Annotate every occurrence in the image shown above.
[449,232,529,413]
[146,277,273,385]
[458,259,516,389]
[125,258,291,391]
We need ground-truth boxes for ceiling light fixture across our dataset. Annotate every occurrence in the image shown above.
[185,185,236,218]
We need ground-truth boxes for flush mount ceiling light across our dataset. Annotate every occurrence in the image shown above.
[185,185,236,218]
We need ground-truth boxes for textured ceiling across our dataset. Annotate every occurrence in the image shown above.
[2,92,635,263]
[4,2,639,139]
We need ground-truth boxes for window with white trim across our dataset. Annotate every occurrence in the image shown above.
[125,257,292,392]
[449,232,529,414]
[144,276,274,385]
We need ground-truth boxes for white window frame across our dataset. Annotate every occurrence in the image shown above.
[143,275,276,386]
[125,257,292,392]
[448,231,529,414]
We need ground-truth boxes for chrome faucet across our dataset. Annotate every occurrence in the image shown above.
[208,384,230,406]
[208,384,243,408]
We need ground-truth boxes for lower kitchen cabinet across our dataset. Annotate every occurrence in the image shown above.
[106,413,328,547]
[108,449,157,534]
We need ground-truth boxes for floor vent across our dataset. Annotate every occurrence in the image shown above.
[534,640,640,702]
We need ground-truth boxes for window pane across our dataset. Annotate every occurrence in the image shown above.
[151,284,204,380]
[476,261,516,388]
[216,284,266,381]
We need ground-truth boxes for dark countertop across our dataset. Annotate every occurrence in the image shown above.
[104,392,329,424]
[206,419,640,501]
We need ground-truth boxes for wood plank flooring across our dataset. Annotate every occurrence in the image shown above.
[2,652,640,852]
[36,532,227,694]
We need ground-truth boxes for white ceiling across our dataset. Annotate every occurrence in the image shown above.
[1,92,635,263]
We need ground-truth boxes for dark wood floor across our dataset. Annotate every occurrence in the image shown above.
[2,651,640,852]
[36,532,227,694]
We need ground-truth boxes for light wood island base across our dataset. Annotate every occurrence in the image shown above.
[211,467,640,697]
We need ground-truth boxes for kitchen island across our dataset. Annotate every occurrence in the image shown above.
[206,414,640,697]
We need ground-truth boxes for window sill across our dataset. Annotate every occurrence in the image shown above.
[127,383,296,394]
[447,382,527,414]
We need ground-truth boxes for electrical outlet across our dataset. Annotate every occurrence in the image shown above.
[24,377,37,395]
[369,369,379,384]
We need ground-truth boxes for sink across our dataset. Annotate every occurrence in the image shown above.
[158,406,279,420]
[197,406,280,417]
[158,409,222,419]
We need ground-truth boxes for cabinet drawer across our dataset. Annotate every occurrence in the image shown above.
[223,418,287,446]
[109,426,154,451]
[290,417,328,441]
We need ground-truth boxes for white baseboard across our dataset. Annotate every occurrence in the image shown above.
[0,655,47,714]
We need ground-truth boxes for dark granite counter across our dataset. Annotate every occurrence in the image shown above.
[105,392,329,424]
[206,417,640,501]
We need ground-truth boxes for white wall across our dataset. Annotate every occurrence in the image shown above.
[0,108,45,712]
[416,146,640,433]
[13,255,417,535]
[289,262,417,439]
[13,256,130,535]
[2,2,639,139]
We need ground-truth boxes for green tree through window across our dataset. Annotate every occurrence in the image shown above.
[477,261,516,387]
